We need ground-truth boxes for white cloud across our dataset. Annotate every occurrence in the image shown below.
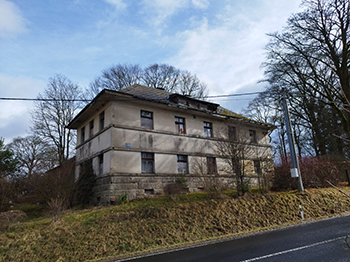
[170,0,303,99]
[141,0,209,29]
[141,0,188,28]
[0,74,46,142]
[192,0,209,9]
[0,0,27,37]
[104,0,127,10]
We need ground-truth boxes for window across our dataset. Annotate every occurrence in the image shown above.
[175,117,186,134]
[228,126,236,141]
[249,130,256,143]
[98,154,104,175]
[89,120,94,137]
[141,110,153,129]
[254,161,261,176]
[141,152,154,173]
[177,155,188,174]
[99,111,105,131]
[81,126,85,143]
[207,157,217,174]
[204,122,213,137]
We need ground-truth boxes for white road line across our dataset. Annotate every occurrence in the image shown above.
[240,236,345,262]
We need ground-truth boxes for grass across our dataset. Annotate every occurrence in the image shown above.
[1,187,350,262]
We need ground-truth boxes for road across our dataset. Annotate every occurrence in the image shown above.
[119,214,350,262]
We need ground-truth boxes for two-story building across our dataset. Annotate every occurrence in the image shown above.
[67,84,275,203]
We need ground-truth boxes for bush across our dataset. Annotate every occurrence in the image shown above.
[0,210,27,230]
[271,156,345,191]
[73,159,96,207]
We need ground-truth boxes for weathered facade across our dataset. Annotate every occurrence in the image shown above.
[67,85,275,204]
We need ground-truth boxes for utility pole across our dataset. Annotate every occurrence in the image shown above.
[281,92,304,192]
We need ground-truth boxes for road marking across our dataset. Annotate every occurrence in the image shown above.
[240,236,345,262]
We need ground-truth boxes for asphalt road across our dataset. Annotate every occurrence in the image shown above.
[120,214,350,262]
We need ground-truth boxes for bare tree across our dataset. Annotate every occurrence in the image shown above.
[177,70,207,98]
[9,136,57,177]
[191,156,226,193]
[87,63,208,99]
[264,0,350,139]
[214,125,274,196]
[31,74,82,165]
[142,63,180,92]
[87,63,143,99]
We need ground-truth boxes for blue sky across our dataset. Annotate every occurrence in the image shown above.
[0,0,303,143]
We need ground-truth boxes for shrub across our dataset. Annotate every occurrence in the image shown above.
[271,156,345,191]
[164,183,188,196]
[0,210,27,230]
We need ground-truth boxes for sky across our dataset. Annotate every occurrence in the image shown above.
[0,0,303,144]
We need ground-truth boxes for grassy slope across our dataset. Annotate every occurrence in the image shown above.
[1,187,350,262]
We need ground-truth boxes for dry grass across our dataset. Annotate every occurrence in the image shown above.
[1,187,350,262]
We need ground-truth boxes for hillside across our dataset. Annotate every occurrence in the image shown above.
[1,187,350,262]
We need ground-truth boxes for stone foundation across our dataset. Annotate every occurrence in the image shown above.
[94,173,259,205]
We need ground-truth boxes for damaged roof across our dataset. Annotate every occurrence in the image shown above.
[67,84,275,129]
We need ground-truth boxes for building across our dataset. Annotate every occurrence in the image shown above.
[67,84,275,203]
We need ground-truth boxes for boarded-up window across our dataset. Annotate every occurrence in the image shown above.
[89,120,94,137]
[254,160,261,176]
[204,122,213,137]
[98,154,104,175]
[207,157,217,174]
[175,117,186,134]
[141,152,154,173]
[141,110,153,129]
[249,130,257,143]
[99,111,105,131]
[177,155,188,174]
[81,126,85,143]
[228,126,236,141]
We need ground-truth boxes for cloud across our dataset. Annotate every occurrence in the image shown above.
[0,0,27,37]
[140,0,209,29]
[192,0,209,9]
[0,74,46,142]
[169,0,303,98]
[104,0,127,10]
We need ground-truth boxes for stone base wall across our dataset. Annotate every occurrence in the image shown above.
[94,173,259,205]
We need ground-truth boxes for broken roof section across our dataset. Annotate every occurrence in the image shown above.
[67,84,275,129]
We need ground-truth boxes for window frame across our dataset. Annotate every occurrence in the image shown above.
[204,122,213,137]
[99,111,105,131]
[206,157,217,174]
[81,126,85,143]
[249,130,257,143]
[228,126,237,141]
[254,160,261,176]
[175,116,186,134]
[141,152,154,173]
[177,155,189,174]
[140,110,153,129]
[98,154,104,175]
[89,120,94,138]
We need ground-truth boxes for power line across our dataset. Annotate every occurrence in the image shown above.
[0,91,265,102]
